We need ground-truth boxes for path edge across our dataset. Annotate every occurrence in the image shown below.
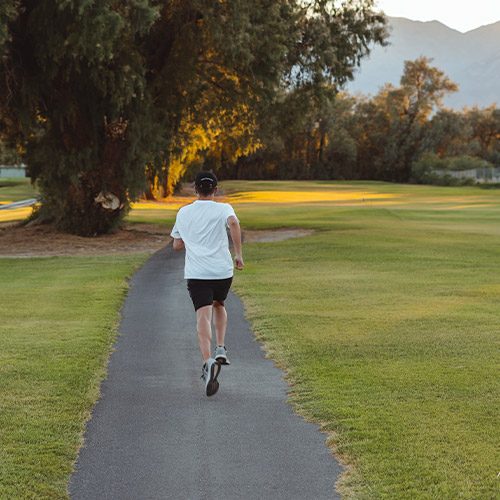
[230,285,352,500]
[65,250,161,496]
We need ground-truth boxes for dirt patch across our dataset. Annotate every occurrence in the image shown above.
[0,222,170,257]
[0,222,314,258]
[243,228,315,243]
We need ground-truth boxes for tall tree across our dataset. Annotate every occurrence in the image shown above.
[465,106,500,164]
[423,109,471,158]
[2,1,163,234]
[0,1,386,235]
[382,57,458,181]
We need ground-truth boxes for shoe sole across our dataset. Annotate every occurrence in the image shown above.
[215,356,230,366]
[206,360,222,397]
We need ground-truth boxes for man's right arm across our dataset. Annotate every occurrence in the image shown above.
[170,216,184,251]
[172,238,185,251]
[228,215,244,270]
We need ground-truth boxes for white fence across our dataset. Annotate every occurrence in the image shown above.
[434,167,500,183]
[0,165,27,178]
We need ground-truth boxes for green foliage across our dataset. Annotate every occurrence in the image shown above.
[0,138,20,164]
[410,153,495,186]
[232,57,500,185]
[1,1,163,234]
[0,0,388,235]
[423,106,500,168]
[235,57,460,182]
[0,1,18,50]
[411,153,448,183]
[448,155,493,171]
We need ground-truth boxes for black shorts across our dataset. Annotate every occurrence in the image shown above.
[187,277,233,311]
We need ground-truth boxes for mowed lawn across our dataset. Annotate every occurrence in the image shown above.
[0,177,37,202]
[227,181,499,499]
[0,256,147,498]
[2,179,499,498]
[132,180,499,498]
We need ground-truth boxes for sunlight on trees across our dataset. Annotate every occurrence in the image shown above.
[1,1,387,235]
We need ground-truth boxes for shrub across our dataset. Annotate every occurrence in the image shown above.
[410,153,493,186]
[410,153,449,184]
[448,155,492,171]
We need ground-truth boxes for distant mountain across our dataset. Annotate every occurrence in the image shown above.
[348,17,500,109]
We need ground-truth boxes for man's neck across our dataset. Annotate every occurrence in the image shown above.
[197,196,215,201]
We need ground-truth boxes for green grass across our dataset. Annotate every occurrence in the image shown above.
[3,180,499,498]
[0,177,37,203]
[0,255,148,498]
[221,181,499,499]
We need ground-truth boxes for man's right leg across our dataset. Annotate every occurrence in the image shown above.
[211,277,233,365]
[213,301,230,365]
[196,304,221,396]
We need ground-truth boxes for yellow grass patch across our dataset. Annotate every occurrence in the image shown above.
[130,196,195,211]
[0,207,33,222]
[226,190,403,204]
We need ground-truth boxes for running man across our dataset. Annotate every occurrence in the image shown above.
[170,172,244,396]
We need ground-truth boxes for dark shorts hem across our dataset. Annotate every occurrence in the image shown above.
[187,277,233,311]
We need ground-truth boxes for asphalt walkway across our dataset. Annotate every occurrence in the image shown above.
[69,245,341,499]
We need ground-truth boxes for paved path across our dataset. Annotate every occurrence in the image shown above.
[0,198,37,209]
[69,246,341,499]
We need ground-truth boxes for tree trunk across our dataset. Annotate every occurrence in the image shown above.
[144,170,158,201]
[39,131,129,236]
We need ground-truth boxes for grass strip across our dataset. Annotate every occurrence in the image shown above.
[0,255,148,498]
[223,181,500,499]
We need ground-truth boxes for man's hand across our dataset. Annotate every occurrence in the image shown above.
[228,215,244,271]
[172,237,185,251]
[235,254,244,270]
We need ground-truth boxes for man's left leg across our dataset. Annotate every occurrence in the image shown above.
[213,301,227,347]
[196,305,213,362]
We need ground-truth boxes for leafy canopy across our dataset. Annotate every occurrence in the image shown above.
[0,0,386,234]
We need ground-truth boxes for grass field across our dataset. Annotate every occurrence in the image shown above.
[132,180,500,498]
[0,177,36,202]
[0,255,147,498]
[2,179,499,498]
[227,181,500,499]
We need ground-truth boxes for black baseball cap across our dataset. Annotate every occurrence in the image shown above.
[194,171,218,188]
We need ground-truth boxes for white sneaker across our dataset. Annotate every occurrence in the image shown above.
[200,358,220,397]
[214,345,230,365]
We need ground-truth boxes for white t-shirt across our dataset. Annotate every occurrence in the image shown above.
[170,200,238,279]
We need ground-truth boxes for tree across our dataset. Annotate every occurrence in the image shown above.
[348,90,392,179]
[346,58,458,182]
[465,106,500,165]
[2,1,163,234]
[0,1,387,235]
[423,109,471,158]
[382,57,458,181]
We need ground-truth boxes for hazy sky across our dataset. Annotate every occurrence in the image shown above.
[376,0,500,32]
